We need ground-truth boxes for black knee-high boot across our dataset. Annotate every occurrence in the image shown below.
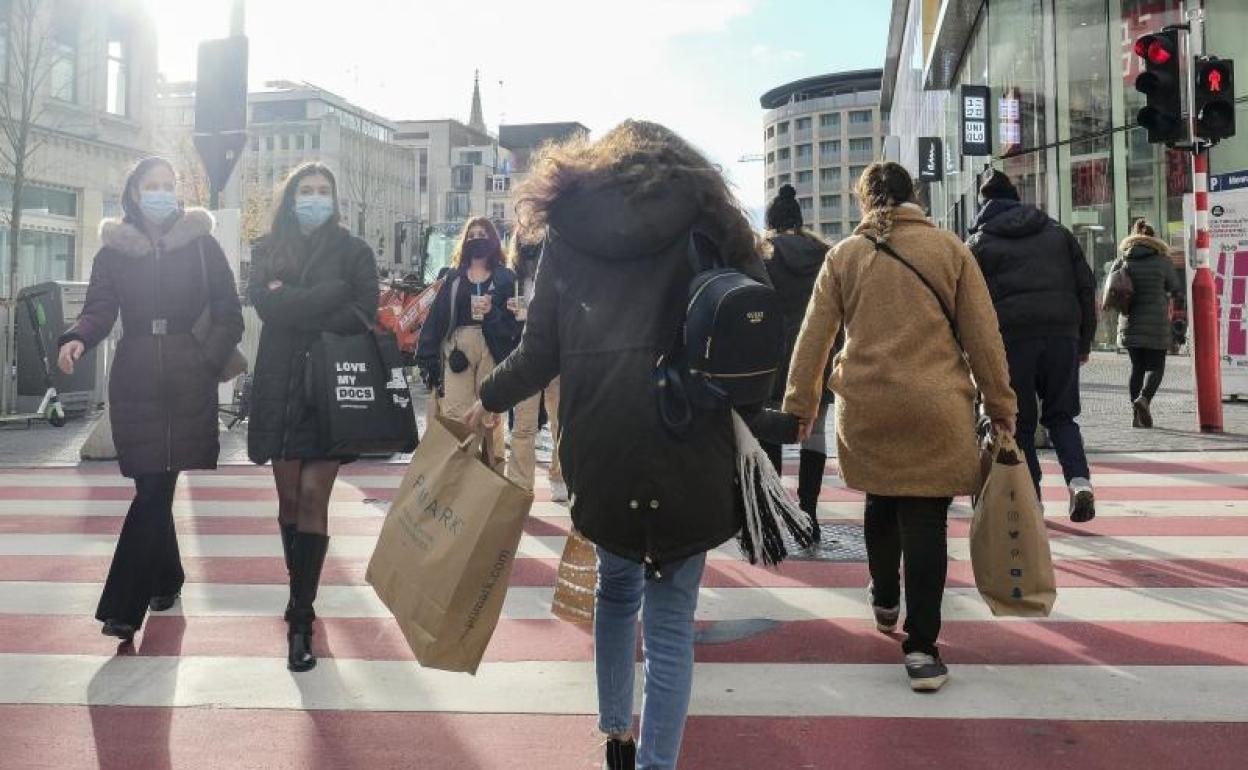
[799,450,827,543]
[287,532,329,673]
[280,523,298,622]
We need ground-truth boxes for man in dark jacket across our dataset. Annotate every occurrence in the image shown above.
[967,170,1097,522]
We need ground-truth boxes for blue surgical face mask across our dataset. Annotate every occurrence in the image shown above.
[139,190,178,223]
[294,194,335,232]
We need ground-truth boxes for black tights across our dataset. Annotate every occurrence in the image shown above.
[273,459,341,535]
[1128,348,1167,402]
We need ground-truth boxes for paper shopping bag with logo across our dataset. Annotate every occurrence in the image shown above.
[970,431,1056,617]
[366,416,533,674]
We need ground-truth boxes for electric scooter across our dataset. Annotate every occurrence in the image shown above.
[0,289,66,427]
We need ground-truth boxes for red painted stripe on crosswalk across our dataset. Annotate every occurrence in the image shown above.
[1,615,1245,667]
[2,705,1243,770]
[7,513,1248,539]
[1,554,1244,589]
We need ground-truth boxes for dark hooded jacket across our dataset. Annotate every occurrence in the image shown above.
[1114,233,1182,351]
[246,225,379,463]
[478,179,768,568]
[766,232,836,404]
[60,209,244,478]
[966,199,1097,355]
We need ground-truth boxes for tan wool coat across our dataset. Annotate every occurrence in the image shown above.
[783,205,1017,498]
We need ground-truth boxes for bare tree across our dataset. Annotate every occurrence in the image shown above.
[339,129,388,251]
[0,0,56,302]
[159,130,212,209]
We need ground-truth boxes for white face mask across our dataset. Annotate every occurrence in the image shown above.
[139,190,178,223]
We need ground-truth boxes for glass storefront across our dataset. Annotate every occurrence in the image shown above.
[0,230,75,297]
[904,0,1248,345]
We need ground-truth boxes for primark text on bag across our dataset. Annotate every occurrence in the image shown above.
[366,416,533,673]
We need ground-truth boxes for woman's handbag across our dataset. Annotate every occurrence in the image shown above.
[1102,261,1134,315]
[192,240,249,382]
[309,307,420,456]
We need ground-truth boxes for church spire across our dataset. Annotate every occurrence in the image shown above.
[468,69,486,133]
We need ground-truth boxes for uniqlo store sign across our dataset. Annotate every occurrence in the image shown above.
[961,85,992,157]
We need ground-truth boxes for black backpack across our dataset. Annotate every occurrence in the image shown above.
[656,232,785,436]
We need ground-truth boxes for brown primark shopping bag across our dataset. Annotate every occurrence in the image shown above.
[969,431,1057,617]
[366,416,533,673]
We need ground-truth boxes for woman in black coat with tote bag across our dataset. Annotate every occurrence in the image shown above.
[247,162,379,672]
[57,156,244,643]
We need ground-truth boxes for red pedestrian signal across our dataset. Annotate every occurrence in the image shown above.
[1133,31,1184,145]
[1194,56,1236,143]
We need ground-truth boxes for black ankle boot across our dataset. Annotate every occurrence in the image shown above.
[798,450,827,542]
[102,619,137,643]
[280,523,298,622]
[604,737,636,770]
[287,532,329,673]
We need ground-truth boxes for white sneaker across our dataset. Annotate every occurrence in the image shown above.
[1068,477,1096,523]
[550,480,569,504]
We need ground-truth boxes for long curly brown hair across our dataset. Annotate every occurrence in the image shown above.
[513,120,759,266]
[853,161,918,244]
[450,216,503,270]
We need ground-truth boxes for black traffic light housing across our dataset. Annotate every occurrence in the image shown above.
[1194,56,1236,143]
[1134,31,1184,145]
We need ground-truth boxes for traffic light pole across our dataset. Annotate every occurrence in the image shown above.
[1184,8,1224,433]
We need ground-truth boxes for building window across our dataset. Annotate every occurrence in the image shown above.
[821,222,843,238]
[250,135,259,151]
[849,137,873,159]
[777,121,789,135]
[820,168,842,186]
[106,17,129,116]
[418,149,428,193]
[766,125,775,139]
[0,230,75,297]
[849,165,868,183]
[778,148,790,160]
[778,173,791,185]
[50,13,78,103]
[795,117,811,131]
[265,136,274,151]
[461,150,483,165]
[766,177,776,190]
[766,151,775,165]
[798,197,813,212]
[295,134,305,150]
[453,165,473,189]
[820,194,840,210]
[311,134,320,149]
[252,100,308,123]
[280,135,290,150]
[446,191,471,220]
[491,202,506,221]
[796,170,813,184]
[819,140,841,157]
[819,113,840,129]
[492,175,510,193]
[849,110,872,125]
[795,144,812,161]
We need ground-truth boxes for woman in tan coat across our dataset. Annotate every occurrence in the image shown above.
[784,162,1016,692]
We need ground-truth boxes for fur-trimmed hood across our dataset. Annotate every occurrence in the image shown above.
[99,208,215,257]
[1119,233,1171,260]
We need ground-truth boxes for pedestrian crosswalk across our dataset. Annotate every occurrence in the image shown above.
[1,454,1247,769]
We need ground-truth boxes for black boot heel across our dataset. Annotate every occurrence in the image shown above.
[287,626,316,672]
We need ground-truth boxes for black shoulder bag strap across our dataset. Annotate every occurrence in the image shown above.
[865,235,963,353]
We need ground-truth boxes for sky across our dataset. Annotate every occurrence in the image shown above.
[147,0,890,220]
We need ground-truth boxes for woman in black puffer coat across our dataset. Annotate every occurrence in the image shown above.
[1113,218,1181,428]
[247,162,379,672]
[57,156,244,643]
[760,184,835,540]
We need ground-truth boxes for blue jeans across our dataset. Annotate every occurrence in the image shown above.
[595,546,706,770]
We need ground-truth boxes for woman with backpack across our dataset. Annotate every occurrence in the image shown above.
[247,162,380,673]
[464,120,770,770]
[1112,218,1182,428]
[415,217,520,460]
[760,183,834,541]
[56,156,244,644]
[784,162,1017,692]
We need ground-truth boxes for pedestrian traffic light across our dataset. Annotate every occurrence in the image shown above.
[1194,56,1236,143]
[1134,31,1184,145]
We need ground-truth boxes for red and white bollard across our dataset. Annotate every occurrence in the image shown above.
[1191,149,1224,433]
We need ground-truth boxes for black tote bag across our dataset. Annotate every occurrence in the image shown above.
[310,308,420,457]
